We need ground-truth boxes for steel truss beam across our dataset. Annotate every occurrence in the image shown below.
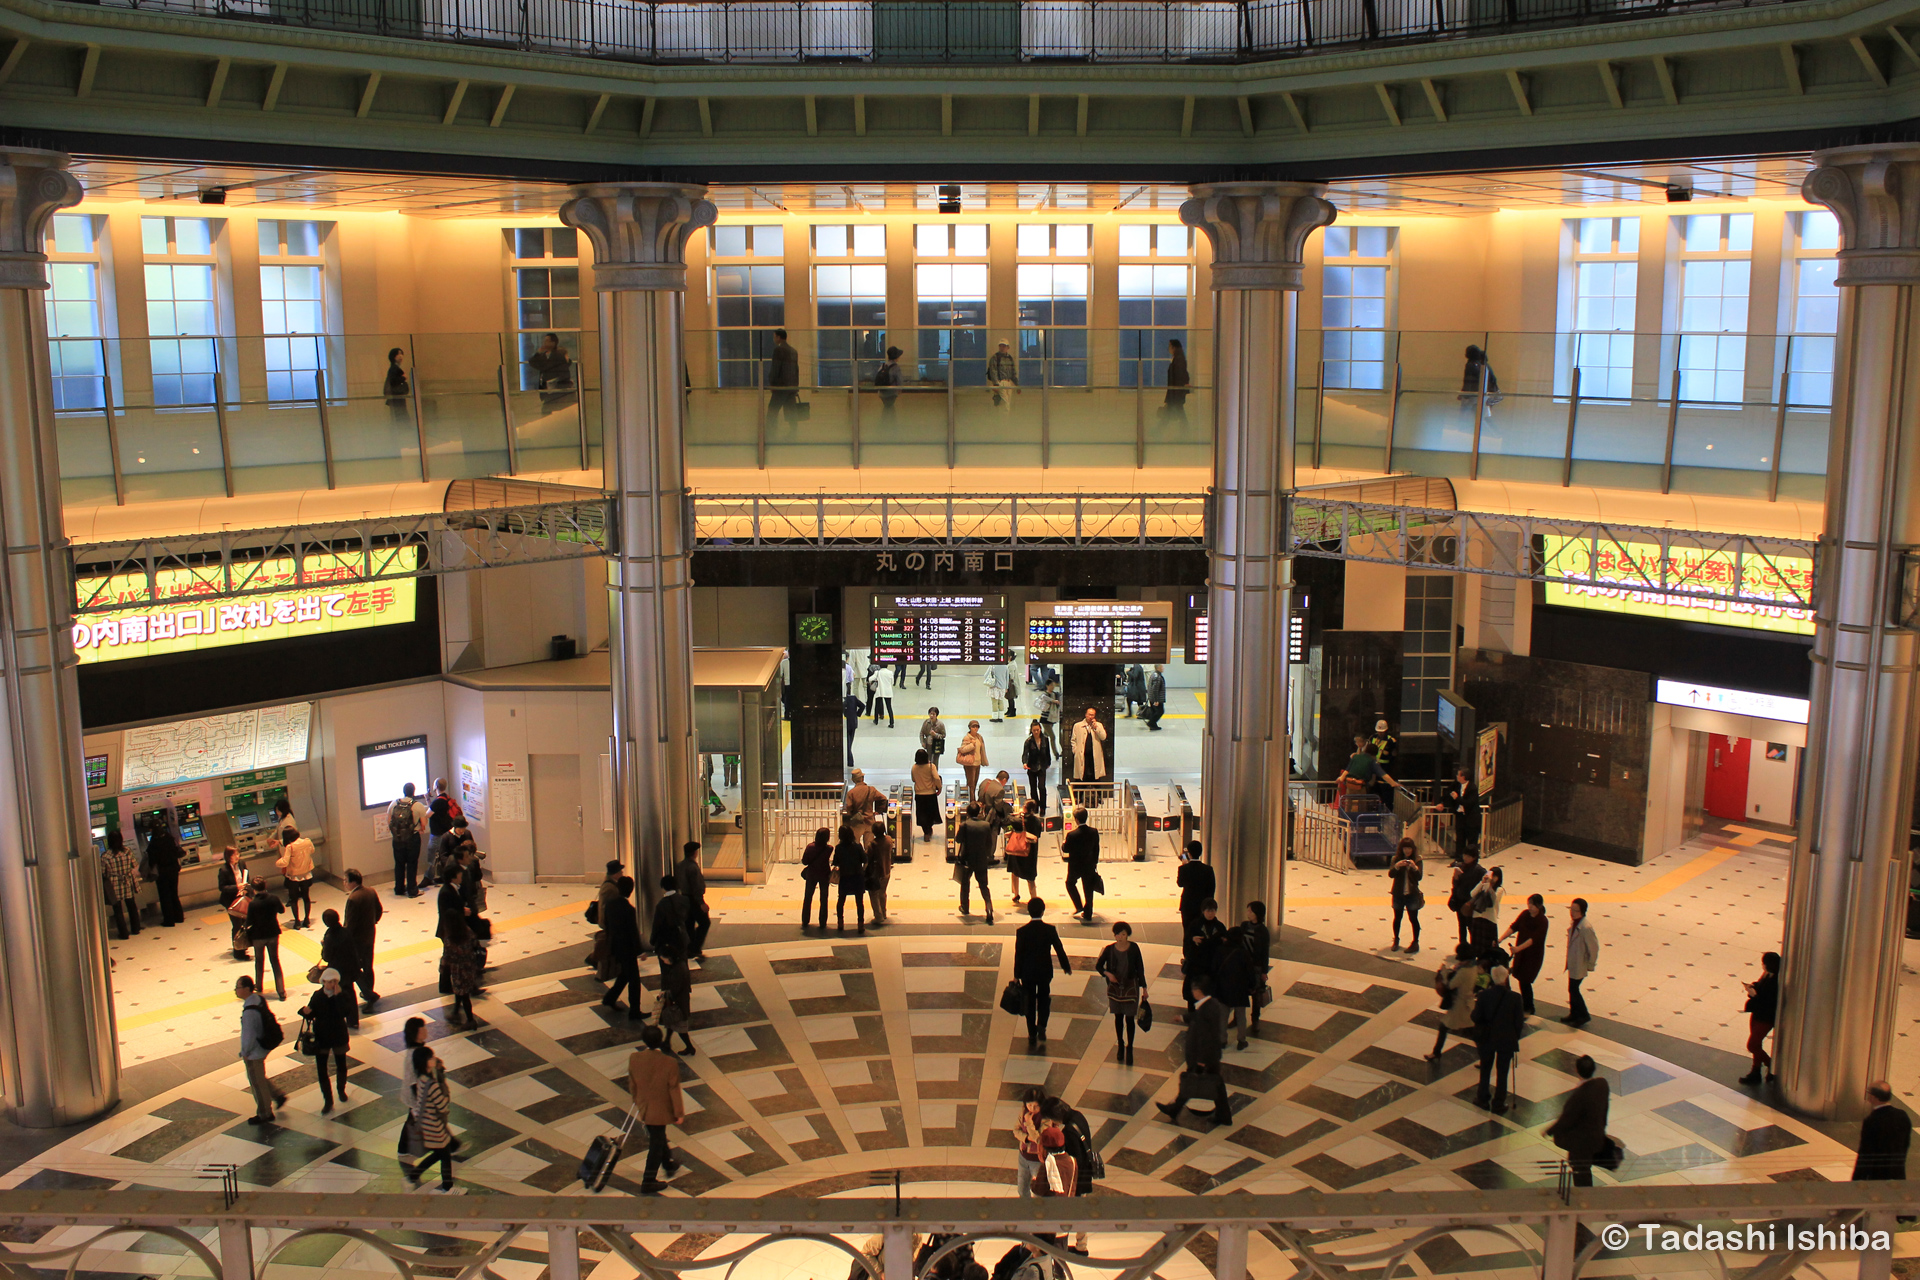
[68,498,613,616]
[689,492,1208,549]
[1288,496,1818,610]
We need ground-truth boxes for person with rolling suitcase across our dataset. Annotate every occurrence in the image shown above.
[578,1107,638,1193]
[626,1024,686,1194]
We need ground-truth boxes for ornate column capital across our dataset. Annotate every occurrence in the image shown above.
[559,183,717,292]
[1803,145,1920,287]
[0,148,82,291]
[1180,181,1337,290]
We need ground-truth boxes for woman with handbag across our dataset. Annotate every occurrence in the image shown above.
[956,721,986,801]
[218,847,250,960]
[1011,1088,1045,1198]
[1426,944,1482,1060]
[1387,837,1423,955]
[276,826,316,929]
[1020,721,1054,818]
[1005,800,1041,905]
[832,825,867,933]
[1240,901,1273,1037]
[1094,921,1148,1064]
[656,942,697,1056]
[298,968,355,1113]
[397,1017,429,1180]
[800,827,834,930]
[910,749,942,842]
[406,1044,461,1193]
[440,913,482,1030]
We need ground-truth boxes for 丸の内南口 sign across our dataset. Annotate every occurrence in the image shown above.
[1539,535,1813,636]
[72,548,419,664]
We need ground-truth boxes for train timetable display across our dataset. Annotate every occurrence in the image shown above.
[1026,600,1173,663]
[870,594,1007,664]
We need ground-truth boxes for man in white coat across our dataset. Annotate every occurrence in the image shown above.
[869,661,896,727]
[1070,707,1108,783]
[987,662,1010,724]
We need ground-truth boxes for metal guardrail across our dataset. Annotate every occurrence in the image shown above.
[61,0,1804,66]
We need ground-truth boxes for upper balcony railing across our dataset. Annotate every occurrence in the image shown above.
[65,0,1800,66]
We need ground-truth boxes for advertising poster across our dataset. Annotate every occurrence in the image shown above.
[1539,535,1813,636]
[1477,726,1499,796]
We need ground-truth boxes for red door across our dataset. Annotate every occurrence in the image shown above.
[1703,734,1751,821]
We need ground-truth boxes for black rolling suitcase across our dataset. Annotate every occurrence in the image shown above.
[579,1107,638,1191]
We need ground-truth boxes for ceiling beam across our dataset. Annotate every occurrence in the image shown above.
[639,96,655,137]
[75,43,99,98]
[0,38,29,87]
[1596,59,1623,108]
[1505,68,1532,115]
[854,94,865,136]
[1028,93,1039,136]
[1779,42,1804,93]
[804,93,816,135]
[1281,91,1308,133]
[489,82,515,127]
[355,70,381,118]
[942,92,952,136]
[261,61,286,111]
[441,78,468,125]
[584,91,609,132]
[697,94,712,135]
[1236,94,1254,137]
[1887,24,1920,71]
[1374,82,1401,125]
[1850,34,1888,86]
[1076,93,1089,136]
[1420,78,1447,122]
[205,55,229,109]
[1181,94,1194,136]
[1652,53,1679,104]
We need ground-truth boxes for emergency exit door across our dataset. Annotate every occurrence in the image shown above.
[1703,734,1750,821]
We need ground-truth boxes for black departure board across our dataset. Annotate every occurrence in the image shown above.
[1026,600,1172,664]
[871,594,1006,664]
[1185,594,1208,663]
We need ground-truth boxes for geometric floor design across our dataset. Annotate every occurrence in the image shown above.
[2,934,1870,1279]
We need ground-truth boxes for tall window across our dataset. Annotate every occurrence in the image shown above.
[141,216,221,407]
[1785,211,1840,407]
[1016,224,1089,387]
[1117,224,1190,387]
[258,219,330,402]
[509,227,580,391]
[812,224,885,387]
[1320,226,1394,390]
[710,224,785,389]
[1566,216,1639,400]
[915,225,988,385]
[45,214,109,412]
[1401,574,1454,735]
[1675,213,1753,405]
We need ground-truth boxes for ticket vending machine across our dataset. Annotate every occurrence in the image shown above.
[174,800,211,865]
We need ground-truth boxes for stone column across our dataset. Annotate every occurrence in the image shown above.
[1181,183,1336,923]
[560,185,716,902]
[1777,146,1920,1119]
[0,147,118,1126]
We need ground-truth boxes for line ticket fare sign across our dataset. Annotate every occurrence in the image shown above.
[73,547,420,664]
[1539,535,1813,636]
[870,594,1006,665]
[1026,599,1173,664]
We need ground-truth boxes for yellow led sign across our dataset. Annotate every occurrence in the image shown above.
[1540,535,1813,636]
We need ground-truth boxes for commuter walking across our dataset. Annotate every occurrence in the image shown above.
[870,660,896,726]
[147,825,185,927]
[1013,899,1071,1050]
[526,332,574,406]
[406,1045,460,1192]
[987,340,1018,410]
[1062,806,1100,922]
[343,869,382,1009]
[920,708,948,765]
[1177,841,1214,937]
[236,975,287,1123]
[276,826,316,928]
[843,692,865,766]
[1003,650,1021,720]
[440,912,482,1030]
[1499,894,1549,1013]
[1069,707,1107,782]
[1005,800,1041,904]
[767,327,802,423]
[833,825,867,933]
[987,663,1010,725]
[957,720,987,800]
[1143,664,1167,730]
[388,783,428,899]
[627,1024,686,1193]
[314,909,361,1028]
[800,826,833,930]
[1162,339,1190,422]
[1739,950,1781,1085]
[101,830,140,940]
[656,941,696,1056]
[1095,921,1148,1063]
[1426,944,1480,1059]
[1123,664,1146,718]
[1562,898,1599,1026]
[1459,343,1501,413]
[599,876,645,1020]
[1471,966,1524,1112]
[299,968,356,1113]
[979,768,1011,824]
[1853,1082,1913,1180]
[844,768,884,847]
[246,879,287,1000]
[397,1017,429,1181]
[651,875,690,961]
[1387,838,1423,954]
[1182,899,1226,1015]
[676,841,710,957]
[1036,679,1062,755]
[1156,973,1231,1125]
[1013,1088,1046,1199]
[911,749,943,842]
[1231,902,1272,1042]
[865,826,895,925]
[1545,1055,1610,1186]
[1021,720,1054,815]
[382,347,411,420]
[955,803,996,923]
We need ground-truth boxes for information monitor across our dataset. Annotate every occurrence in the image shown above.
[870,594,1006,665]
[1185,594,1208,663]
[1025,600,1173,664]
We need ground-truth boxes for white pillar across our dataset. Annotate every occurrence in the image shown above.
[1777,145,1920,1119]
[559,185,716,897]
[1181,183,1336,921]
[0,147,118,1127]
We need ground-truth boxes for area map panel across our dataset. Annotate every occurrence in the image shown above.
[871,593,1006,665]
[1025,600,1172,664]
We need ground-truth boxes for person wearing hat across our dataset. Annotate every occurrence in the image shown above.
[1471,964,1526,1113]
[1365,719,1399,774]
[299,967,357,1112]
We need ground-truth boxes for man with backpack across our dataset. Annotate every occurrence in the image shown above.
[388,783,429,899]
[235,974,287,1124]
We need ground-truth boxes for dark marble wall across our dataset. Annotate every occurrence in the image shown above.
[1317,632,1402,780]
[1459,649,1652,865]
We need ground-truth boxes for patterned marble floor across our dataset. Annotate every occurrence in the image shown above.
[7,931,1894,1280]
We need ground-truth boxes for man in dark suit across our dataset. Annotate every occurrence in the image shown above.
[956,803,996,923]
[1544,1054,1610,1186]
[1853,1081,1913,1181]
[1062,806,1100,921]
[1013,898,1072,1050]
[599,876,646,1022]
[1471,965,1526,1113]
[650,873,689,960]
[1156,974,1232,1126]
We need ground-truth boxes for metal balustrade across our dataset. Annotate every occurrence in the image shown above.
[61,0,1800,63]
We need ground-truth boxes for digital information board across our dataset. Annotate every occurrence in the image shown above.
[1185,594,1208,663]
[871,594,1006,664]
[1026,600,1172,664]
